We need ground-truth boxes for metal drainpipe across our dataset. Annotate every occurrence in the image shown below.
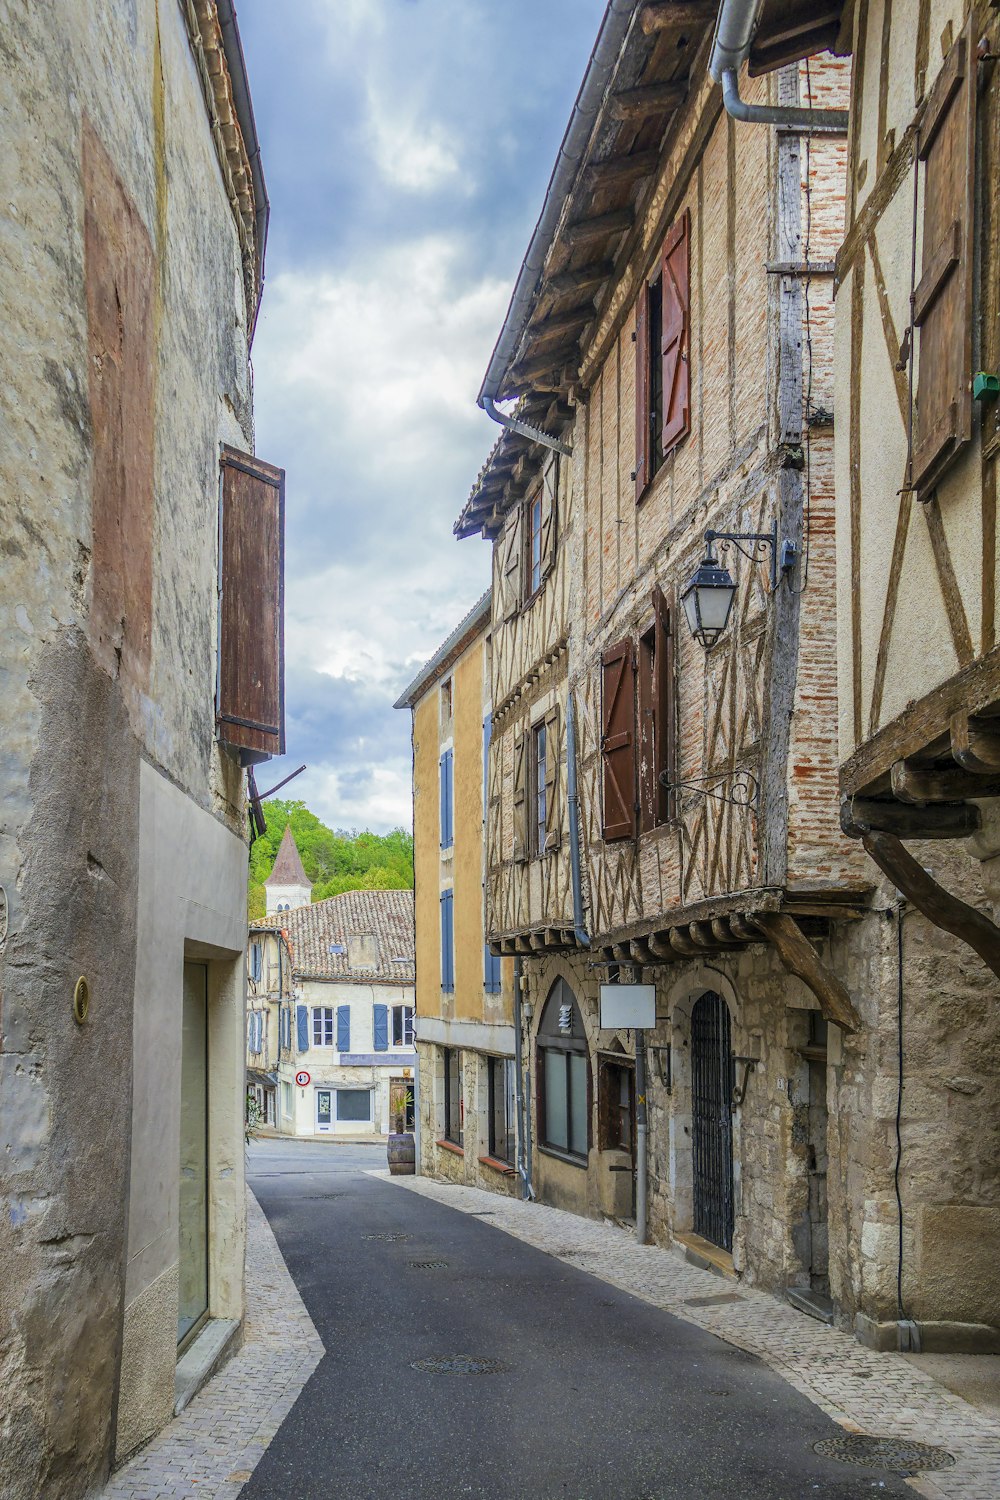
[635,1028,648,1245]
[709,0,849,131]
[481,396,572,458]
[565,691,591,950]
[512,956,534,1200]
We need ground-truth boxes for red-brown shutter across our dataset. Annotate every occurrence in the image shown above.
[661,209,691,456]
[634,284,650,502]
[912,20,975,496]
[217,446,285,759]
[601,641,637,842]
[653,586,675,824]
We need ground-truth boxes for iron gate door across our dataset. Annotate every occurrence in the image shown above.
[691,991,734,1251]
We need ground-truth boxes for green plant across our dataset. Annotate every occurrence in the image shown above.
[245,1093,264,1145]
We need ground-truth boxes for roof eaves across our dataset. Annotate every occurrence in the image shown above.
[393,589,492,709]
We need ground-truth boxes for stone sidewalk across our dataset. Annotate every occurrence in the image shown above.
[386,1171,1000,1500]
[100,1192,323,1500]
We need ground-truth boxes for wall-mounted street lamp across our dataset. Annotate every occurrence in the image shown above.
[680,524,796,648]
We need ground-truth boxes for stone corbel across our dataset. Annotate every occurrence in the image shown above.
[751,911,862,1033]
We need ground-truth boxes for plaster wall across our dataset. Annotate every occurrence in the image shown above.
[413,692,442,1007]
[290,978,416,1136]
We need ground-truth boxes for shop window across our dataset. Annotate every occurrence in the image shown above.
[488,1056,515,1164]
[336,1089,371,1123]
[443,1046,463,1146]
[536,978,590,1164]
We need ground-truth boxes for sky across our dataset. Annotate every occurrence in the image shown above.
[236,0,606,833]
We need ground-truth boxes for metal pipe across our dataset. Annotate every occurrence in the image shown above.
[720,67,849,131]
[565,690,591,949]
[478,0,636,433]
[512,956,534,1199]
[481,395,573,457]
[635,1027,648,1244]
[709,0,765,80]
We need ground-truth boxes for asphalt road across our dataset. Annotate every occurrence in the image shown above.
[245,1138,909,1500]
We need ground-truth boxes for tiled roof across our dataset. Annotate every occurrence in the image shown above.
[264,825,312,889]
[265,888,415,983]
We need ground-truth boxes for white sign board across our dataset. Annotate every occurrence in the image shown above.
[600,983,656,1030]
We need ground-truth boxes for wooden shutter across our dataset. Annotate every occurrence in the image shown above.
[439,750,453,848]
[539,454,558,583]
[653,586,675,824]
[512,730,529,863]
[634,282,651,501]
[217,446,285,758]
[913,21,976,495]
[544,704,562,851]
[601,641,637,842]
[296,1004,309,1052]
[337,1004,351,1052]
[498,511,522,621]
[373,1003,389,1051]
[440,892,455,990]
[661,210,691,456]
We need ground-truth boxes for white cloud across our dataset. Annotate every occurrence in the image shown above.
[368,108,465,193]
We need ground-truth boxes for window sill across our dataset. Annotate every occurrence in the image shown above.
[437,1138,465,1157]
[537,1143,589,1170]
[478,1155,517,1177]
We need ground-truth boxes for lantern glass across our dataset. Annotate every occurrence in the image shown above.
[680,556,737,648]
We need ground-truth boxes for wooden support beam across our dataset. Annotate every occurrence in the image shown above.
[510,352,576,388]
[639,3,717,34]
[891,758,1000,805]
[612,942,633,962]
[843,795,982,840]
[630,937,655,965]
[728,913,763,943]
[668,927,700,957]
[609,80,689,122]
[951,714,1000,773]
[861,830,1000,981]
[564,208,634,246]
[752,912,862,1033]
[529,304,595,343]
[515,935,533,954]
[585,150,660,190]
[647,931,679,960]
[545,262,616,298]
[710,918,745,947]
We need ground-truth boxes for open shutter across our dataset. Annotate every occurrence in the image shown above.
[296,1004,309,1052]
[482,713,492,821]
[653,586,675,824]
[544,704,562,851]
[440,892,455,991]
[602,641,637,842]
[484,943,501,994]
[660,210,691,456]
[512,730,529,863]
[539,454,558,583]
[217,446,285,759]
[439,749,453,848]
[634,283,651,501]
[336,1004,351,1052]
[498,511,522,621]
[373,1004,388,1052]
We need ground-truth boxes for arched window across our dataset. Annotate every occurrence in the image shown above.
[537,978,590,1164]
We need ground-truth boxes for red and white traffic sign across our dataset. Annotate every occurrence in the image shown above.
[295,1070,311,1087]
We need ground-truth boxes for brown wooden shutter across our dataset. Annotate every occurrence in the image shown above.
[913,20,976,496]
[637,628,656,835]
[217,446,285,758]
[499,510,522,621]
[544,703,562,850]
[634,284,651,502]
[601,641,637,842]
[661,210,691,456]
[653,585,675,824]
[539,455,558,584]
[512,729,529,862]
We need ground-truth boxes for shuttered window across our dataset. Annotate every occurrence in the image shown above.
[498,510,522,621]
[336,1004,351,1052]
[638,589,676,832]
[913,19,976,496]
[512,730,529,863]
[484,943,502,994]
[296,1004,309,1052]
[440,890,455,992]
[217,447,285,759]
[601,641,637,842]
[634,212,691,501]
[373,1003,389,1052]
[439,749,454,849]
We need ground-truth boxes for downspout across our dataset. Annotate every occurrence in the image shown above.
[478,0,637,452]
[709,0,849,131]
[565,691,591,950]
[512,956,534,1200]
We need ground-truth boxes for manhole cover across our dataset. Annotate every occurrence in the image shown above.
[408,1260,449,1269]
[411,1355,509,1375]
[683,1292,744,1308]
[361,1232,410,1242]
[813,1436,956,1473]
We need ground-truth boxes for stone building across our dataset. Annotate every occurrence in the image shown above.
[247,923,293,1130]
[0,2,283,1493]
[830,0,1000,1349]
[453,0,995,1351]
[396,591,521,1193]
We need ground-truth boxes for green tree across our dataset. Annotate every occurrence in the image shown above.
[248,800,413,919]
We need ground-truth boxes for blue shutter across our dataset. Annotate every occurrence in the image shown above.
[440,749,454,849]
[482,713,492,820]
[440,891,454,992]
[296,1004,309,1052]
[249,941,262,983]
[484,944,501,994]
[337,1004,351,1052]
[373,1003,389,1052]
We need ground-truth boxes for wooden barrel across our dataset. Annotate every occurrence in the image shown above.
[387,1131,416,1175]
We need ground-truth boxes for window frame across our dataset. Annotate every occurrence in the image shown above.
[536,981,590,1167]
[530,719,548,859]
[335,1088,372,1123]
[390,1002,415,1048]
[487,1056,515,1164]
[525,487,543,601]
[634,211,691,504]
[311,1006,334,1048]
[443,1046,464,1146]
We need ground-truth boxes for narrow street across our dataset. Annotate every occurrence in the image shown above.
[244,1140,908,1500]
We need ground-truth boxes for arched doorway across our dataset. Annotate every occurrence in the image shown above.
[691,990,734,1251]
[537,978,590,1164]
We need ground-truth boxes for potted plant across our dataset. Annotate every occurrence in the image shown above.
[387,1086,415,1175]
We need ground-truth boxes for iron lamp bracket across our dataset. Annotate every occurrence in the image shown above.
[732,1054,758,1108]
[704,523,797,592]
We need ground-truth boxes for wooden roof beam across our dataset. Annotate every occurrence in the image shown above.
[891,758,1000,804]
[584,149,660,190]
[752,912,862,1033]
[639,2,719,33]
[528,303,596,342]
[610,79,689,121]
[563,207,634,246]
[545,262,616,298]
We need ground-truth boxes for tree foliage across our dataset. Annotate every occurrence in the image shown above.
[248,800,413,918]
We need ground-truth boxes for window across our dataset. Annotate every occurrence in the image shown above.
[484,943,501,995]
[601,588,674,842]
[279,1006,290,1051]
[443,1047,463,1145]
[440,890,454,992]
[216,447,285,761]
[488,1056,515,1164]
[537,979,589,1164]
[599,1060,635,1153]
[249,941,262,983]
[441,677,453,731]
[391,1003,415,1047]
[439,749,454,850]
[634,211,690,501]
[312,1007,334,1047]
[528,489,543,596]
[514,706,561,862]
[336,1089,371,1123]
[248,1010,263,1055]
[281,1081,292,1116]
[531,720,547,857]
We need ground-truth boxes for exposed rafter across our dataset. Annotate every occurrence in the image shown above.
[563,207,634,246]
[609,79,689,121]
[639,2,718,33]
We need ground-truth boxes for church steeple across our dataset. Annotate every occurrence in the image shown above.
[264,826,313,915]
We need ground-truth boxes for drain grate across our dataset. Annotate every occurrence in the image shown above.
[360,1232,410,1242]
[411,1355,509,1375]
[813,1436,956,1474]
[683,1292,744,1308]
[408,1260,449,1270]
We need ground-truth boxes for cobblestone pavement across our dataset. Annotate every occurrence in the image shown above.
[385,1172,1000,1500]
[101,1191,323,1500]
